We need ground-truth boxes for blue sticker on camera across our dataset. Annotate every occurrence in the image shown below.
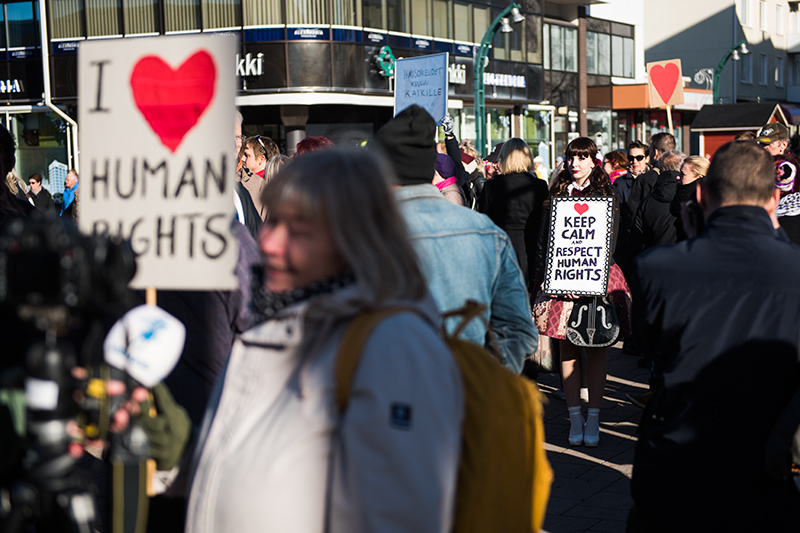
[390,403,412,430]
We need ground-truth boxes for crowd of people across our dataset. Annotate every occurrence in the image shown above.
[3,105,800,533]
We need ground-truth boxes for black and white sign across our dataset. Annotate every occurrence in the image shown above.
[543,197,614,296]
[78,34,238,290]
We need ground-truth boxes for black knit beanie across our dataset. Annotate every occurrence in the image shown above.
[371,105,437,186]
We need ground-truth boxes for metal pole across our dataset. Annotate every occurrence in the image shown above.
[713,40,747,105]
[474,3,521,155]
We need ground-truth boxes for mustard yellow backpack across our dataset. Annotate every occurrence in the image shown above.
[336,301,553,533]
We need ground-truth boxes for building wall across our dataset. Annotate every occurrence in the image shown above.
[644,0,793,105]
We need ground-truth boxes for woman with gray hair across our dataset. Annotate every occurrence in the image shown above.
[184,148,462,533]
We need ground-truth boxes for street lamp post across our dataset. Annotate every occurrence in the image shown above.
[474,3,524,155]
[712,40,749,104]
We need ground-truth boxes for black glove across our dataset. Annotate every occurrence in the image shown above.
[137,382,191,471]
[441,114,454,137]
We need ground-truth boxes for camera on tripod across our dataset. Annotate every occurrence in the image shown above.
[0,214,137,533]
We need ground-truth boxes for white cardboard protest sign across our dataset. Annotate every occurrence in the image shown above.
[543,197,614,296]
[394,53,448,125]
[78,34,238,290]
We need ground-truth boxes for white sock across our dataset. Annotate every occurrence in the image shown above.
[585,407,600,437]
[568,405,584,437]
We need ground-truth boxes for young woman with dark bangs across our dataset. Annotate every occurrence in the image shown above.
[532,137,632,448]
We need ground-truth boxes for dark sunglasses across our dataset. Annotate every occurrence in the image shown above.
[630,154,646,162]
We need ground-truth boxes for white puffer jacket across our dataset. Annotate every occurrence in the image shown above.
[185,285,464,533]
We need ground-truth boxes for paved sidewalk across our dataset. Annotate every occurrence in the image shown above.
[537,343,649,533]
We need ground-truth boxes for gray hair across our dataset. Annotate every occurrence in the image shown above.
[658,149,687,172]
[262,148,426,304]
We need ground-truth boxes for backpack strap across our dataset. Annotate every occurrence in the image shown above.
[334,306,417,413]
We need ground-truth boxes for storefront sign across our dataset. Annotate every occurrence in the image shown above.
[0,79,22,93]
[236,52,264,76]
[78,34,238,291]
[289,27,329,40]
[544,197,614,296]
[365,32,386,44]
[483,72,526,88]
[394,52,448,125]
[455,43,473,56]
[412,38,432,51]
[448,63,466,85]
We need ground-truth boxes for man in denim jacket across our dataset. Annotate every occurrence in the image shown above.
[371,105,538,372]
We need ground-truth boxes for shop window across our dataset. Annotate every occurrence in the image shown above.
[433,0,451,39]
[332,0,358,26]
[86,0,121,37]
[525,14,542,64]
[244,0,282,25]
[473,5,489,45]
[623,37,634,78]
[488,108,511,148]
[586,31,597,74]
[287,0,328,25]
[204,0,241,29]
[548,25,577,73]
[522,108,552,168]
[51,0,84,40]
[165,0,201,32]
[125,0,159,35]
[7,1,39,48]
[611,35,622,77]
[411,0,431,35]
[453,1,471,42]
[363,0,406,31]
[543,23,549,69]
[598,33,610,76]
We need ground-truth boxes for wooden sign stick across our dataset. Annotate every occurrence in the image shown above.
[666,105,674,136]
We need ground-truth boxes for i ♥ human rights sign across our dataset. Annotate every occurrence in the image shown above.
[543,196,614,296]
[78,34,238,291]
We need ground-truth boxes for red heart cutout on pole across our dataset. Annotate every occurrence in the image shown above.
[130,51,216,153]
[574,203,589,215]
[649,63,680,105]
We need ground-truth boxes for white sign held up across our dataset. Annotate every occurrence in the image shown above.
[78,34,238,291]
[543,197,614,296]
[394,53,448,125]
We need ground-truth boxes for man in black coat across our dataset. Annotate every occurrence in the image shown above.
[628,150,685,256]
[628,140,800,532]
[27,173,54,213]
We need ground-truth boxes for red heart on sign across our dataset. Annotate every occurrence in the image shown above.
[574,203,589,215]
[649,63,680,105]
[130,51,216,153]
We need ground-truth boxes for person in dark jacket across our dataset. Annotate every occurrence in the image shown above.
[478,137,548,290]
[27,173,55,213]
[625,133,675,224]
[629,139,800,533]
[628,150,686,255]
[669,155,709,242]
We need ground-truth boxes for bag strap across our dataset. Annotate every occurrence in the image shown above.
[334,306,416,413]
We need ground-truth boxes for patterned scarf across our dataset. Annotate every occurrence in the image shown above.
[249,266,356,323]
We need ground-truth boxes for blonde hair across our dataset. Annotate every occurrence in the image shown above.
[265,154,291,185]
[499,138,533,174]
[5,171,25,194]
[262,149,426,304]
[682,155,710,179]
